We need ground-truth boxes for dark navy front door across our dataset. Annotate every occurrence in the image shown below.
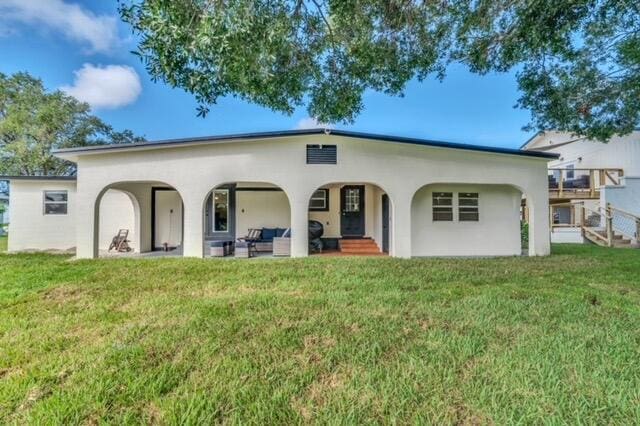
[340,185,365,237]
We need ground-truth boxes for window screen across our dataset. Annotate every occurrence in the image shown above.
[43,191,68,215]
[306,144,337,164]
[432,192,453,221]
[458,192,479,221]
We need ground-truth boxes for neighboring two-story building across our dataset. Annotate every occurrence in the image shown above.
[522,130,640,247]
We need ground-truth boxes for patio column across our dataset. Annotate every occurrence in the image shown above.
[527,188,551,256]
[391,193,412,258]
[182,194,204,258]
[75,184,100,259]
[290,195,309,258]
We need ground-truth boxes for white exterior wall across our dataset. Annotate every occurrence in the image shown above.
[8,182,141,253]
[98,190,137,251]
[309,184,341,238]
[154,190,183,248]
[8,180,78,252]
[411,184,521,256]
[236,190,290,237]
[601,177,640,217]
[551,228,584,244]
[57,134,551,259]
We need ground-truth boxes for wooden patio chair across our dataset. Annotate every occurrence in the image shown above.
[237,228,261,257]
[108,229,132,252]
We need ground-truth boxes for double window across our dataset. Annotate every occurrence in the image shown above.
[458,193,479,221]
[432,192,453,221]
[43,191,68,215]
[432,192,479,222]
[309,189,329,211]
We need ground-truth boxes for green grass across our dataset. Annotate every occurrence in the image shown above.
[1,245,639,424]
[0,236,6,252]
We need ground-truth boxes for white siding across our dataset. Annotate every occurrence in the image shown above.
[55,133,551,259]
[235,190,290,237]
[154,190,182,248]
[98,190,137,251]
[8,181,77,252]
[309,185,341,238]
[528,131,640,176]
[411,184,521,256]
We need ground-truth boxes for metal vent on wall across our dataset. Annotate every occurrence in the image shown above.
[306,144,337,164]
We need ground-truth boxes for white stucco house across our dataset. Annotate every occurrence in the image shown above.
[0,191,8,236]
[522,130,640,246]
[3,129,557,258]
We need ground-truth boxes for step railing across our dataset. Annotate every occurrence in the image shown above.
[607,204,640,242]
[550,202,640,247]
[580,204,612,246]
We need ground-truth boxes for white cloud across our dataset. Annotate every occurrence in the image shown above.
[295,117,332,130]
[0,0,119,53]
[61,64,142,109]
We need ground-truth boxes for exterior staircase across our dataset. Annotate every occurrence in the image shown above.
[580,203,640,249]
[338,238,384,255]
[586,229,638,248]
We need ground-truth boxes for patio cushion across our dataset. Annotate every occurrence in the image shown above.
[210,241,225,247]
[275,228,286,238]
[261,228,277,241]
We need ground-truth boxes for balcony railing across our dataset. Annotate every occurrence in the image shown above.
[548,168,623,198]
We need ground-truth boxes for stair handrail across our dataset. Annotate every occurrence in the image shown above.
[575,202,613,246]
[606,203,640,241]
[607,204,640,221]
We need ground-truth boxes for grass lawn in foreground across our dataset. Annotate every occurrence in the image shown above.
[1,244,639,424]
[0,236,6,252]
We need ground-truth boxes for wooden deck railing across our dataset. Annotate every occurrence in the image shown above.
[548,168,624,199]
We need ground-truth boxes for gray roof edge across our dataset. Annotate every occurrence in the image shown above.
[53,128,559,160]
[0,175,77,181]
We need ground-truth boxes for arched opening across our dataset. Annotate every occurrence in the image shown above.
[94,181,184,258]
[307,182,391,256]
[98,189,139,255]
[411,183,524,257]
[202,182,291,257]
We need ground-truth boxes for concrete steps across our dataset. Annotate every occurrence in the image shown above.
[338,238,382,255]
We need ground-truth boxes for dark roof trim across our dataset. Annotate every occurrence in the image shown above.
[54,128,559,159]
[0,175,77,181]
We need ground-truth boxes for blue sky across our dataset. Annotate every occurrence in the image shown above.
[0,0,536,149]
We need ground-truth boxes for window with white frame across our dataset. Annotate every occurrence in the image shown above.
[309,189,329,211]
[458,192,479,221]
[432,192,453,221]
[43,190,68,215]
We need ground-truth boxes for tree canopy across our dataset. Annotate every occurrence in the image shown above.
[0,72,143,176]
[120,0,640,141]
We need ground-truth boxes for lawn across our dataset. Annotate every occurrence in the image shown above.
[0,236,6,252]
[1,245,639,424]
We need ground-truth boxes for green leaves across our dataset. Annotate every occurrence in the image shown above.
[120,0,640,141]
[0,72,143,176]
